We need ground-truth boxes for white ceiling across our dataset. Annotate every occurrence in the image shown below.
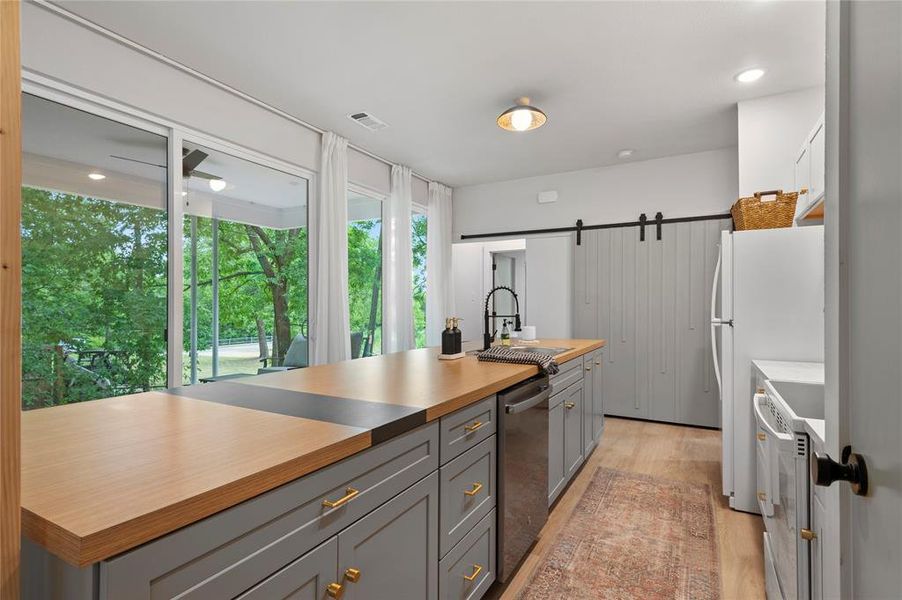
[57,0,825,187]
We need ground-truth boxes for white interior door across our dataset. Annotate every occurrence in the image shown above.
[825,2,902,597]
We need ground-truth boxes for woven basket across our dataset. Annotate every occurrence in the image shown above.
[731,190,798,230]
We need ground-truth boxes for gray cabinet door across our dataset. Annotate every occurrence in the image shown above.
[337,472,439,600]
[593,350,605,442]
[439,436,496,557]
[563,382,584,481]
[548,398,565,506]
[236,538,337,600]
[582,353,595,456]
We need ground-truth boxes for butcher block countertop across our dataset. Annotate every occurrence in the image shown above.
[22,338,604,567]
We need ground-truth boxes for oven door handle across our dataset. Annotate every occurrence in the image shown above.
[753,393,794,444]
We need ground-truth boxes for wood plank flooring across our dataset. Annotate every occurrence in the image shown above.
[492,417,764,600]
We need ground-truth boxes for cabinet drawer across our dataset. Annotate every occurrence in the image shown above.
[549,365,582,397]
[100,423,439,599]
[439,436,496,557]
[439,510,496,600]
[440,395,496,464]
[235,537,337,600]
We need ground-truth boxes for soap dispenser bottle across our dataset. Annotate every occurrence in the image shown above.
[501,319,511,346]
[441,318,455,354]
[450,317,462,354]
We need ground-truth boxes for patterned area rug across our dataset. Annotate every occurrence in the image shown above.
[522,468,721,600]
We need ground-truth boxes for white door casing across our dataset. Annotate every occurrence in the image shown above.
[825,2,902,598]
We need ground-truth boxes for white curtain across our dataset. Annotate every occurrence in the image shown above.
[309,132,351,364]
[383,165,415,352]
[426,182,454,347]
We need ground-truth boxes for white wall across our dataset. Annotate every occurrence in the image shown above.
[737,86,824,198]
[20,2,433,203]
[452,147,738,240]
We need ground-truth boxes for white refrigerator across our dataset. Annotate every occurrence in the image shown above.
[712,226,824,514]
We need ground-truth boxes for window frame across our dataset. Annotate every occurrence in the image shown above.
[23,72,315,387]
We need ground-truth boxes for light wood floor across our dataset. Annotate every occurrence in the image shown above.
[492,417,764,600]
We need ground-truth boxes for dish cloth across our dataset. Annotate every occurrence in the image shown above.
[476,346,560,375]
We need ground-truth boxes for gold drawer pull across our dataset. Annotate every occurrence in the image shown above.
[464,482,483,497]
[344,567,361,582]
[463,564,483,582]
[326,582,344,598]
[757,491,767,501]
[800,528,817,541]
[585,366,591,371]
[595,360,601,366]
[323,487,359,508]
[564,402,576,409]
[464,421,484,433]
[757,432,767,441]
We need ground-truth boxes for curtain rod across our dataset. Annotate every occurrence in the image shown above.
[36,0,438,186]
[460,212,733,243]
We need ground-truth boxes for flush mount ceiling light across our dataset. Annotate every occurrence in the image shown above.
[617,149,634,159]
[208,178,227,192]
[88,172,106,180]
[497,97,547,132]
[735,68,765,83]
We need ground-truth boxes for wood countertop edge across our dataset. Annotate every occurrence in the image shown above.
[425,340,606,420]
[24,430,372,567]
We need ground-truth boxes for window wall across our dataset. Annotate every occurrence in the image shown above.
[20,94,169,408]
[348,191,382,358]
[412,211,428,348]
[182,143,309,383]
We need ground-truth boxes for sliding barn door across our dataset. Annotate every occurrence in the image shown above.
[574,218,730,427]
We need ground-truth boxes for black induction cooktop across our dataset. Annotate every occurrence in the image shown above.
[169,381,426,444]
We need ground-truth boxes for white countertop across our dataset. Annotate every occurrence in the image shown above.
[752,359,825,444]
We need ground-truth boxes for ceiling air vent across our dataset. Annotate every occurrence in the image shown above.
[348,111,389,131]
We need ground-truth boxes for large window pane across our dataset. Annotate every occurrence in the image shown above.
[21,94,168,409]
[412,212,427,348]
[348,192,382,358]
[182,143,308,383]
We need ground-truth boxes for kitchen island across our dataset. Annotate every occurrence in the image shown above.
[22,338,604,599]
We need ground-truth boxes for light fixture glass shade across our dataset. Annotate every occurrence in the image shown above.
[497,100,547,132]
[208,178,227,192]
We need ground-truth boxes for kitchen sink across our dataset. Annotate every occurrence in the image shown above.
[510,346,572,356]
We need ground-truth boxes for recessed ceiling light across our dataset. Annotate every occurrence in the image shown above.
[617,149,634,159]
[88,172,106,180]
[735,68,765,83]
[497,97,547,132]
[208,179,227,192]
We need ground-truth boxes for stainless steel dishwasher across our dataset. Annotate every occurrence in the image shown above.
[497,374,551,582]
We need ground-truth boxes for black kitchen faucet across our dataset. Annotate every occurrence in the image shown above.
[483,286,522,350]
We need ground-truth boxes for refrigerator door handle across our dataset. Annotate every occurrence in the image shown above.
[711,252,723,395]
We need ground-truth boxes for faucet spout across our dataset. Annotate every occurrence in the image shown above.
[483,286,522,351]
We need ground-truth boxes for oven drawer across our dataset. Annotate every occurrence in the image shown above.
[439,436,496,557]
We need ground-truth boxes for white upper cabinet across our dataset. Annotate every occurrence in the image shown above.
[795,112,826,224]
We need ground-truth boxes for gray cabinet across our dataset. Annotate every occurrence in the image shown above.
[439,510,496,600]
[563,381,584,481]
[236,537,337,600]
[439,395,496,464]
[338,472,439,600]
[582,352,596,456]
[440,437,496,557]
[592,350,604,442]
[548,394,565,505]
[573,220,730,427]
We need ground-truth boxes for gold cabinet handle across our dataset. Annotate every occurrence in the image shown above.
[344,567,361,583]
[326,582,344,598]
[757,491,767,501]
[756,387,765,394]
[757,432,767,441]
[585,366,591,371]
[464,482,483,497]
[464,421,484,433]
[800,528,817,541]
[322,487,359,508]
[595,360,601,366]
[463,564,483,582]
[564,402,576,409]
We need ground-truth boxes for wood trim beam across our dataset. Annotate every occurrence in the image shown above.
[0,0,22,596]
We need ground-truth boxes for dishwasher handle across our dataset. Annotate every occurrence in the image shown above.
[505,385,550,414]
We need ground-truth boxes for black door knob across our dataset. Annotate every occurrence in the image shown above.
[811,445,868,496]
